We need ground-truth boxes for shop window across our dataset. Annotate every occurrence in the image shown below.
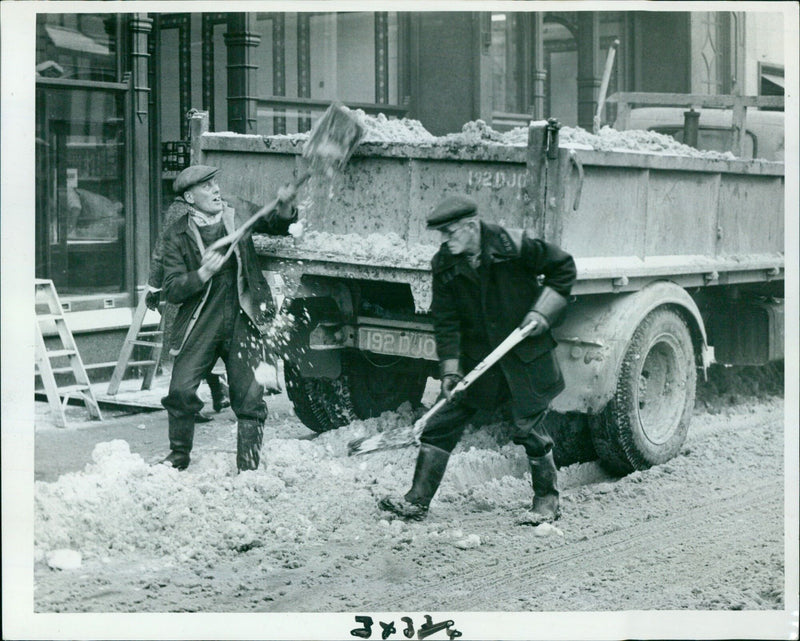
[256,12,401,135]
[36,87,128,294]
[36,13,118,81]
[543,19,578,127]
[490,13,525,115]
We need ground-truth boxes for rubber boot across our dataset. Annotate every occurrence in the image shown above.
[236,418,265,472]
[379,444,450,521]
[161,415,195,471]
[520,451,561,525]
[207,374,230,412]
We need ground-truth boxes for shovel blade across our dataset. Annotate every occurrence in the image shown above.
[347,427,417,456]
[303,102,365,176]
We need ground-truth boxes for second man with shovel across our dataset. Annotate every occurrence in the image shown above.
[379,195,577,525]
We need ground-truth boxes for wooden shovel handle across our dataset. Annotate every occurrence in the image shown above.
[205,172,311,260]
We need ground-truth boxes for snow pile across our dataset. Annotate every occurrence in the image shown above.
[33,412,542,566]
[293,230,437,267]
[349,109,438,144]
[262,112,743,159]
[262,109,437,145]
[561,125,738,159]
[437,120,737,159]
[255,228,438,267]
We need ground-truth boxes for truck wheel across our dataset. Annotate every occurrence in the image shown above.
[345,353,429,419]
[284,364,356,433]
[589,308,697,475]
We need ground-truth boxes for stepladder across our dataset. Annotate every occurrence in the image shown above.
[34,279,103,427]
[107,286,165,395]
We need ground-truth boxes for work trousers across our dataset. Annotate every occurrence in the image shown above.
[162,299,268,424]
[419,400,552,459]
[419,350,560,458]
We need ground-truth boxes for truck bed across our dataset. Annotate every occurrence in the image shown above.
[205,131,784,312]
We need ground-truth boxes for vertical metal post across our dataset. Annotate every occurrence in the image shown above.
[576,13,600,131]
[189,111,209,167]
[148,16,161,250]
[731,95,746,157]
[129,14,153,292]
[525,120,549,236]
[122,72,136,296]
[225,13,261,135]
[530,13,546,120]
[683,108,700,148]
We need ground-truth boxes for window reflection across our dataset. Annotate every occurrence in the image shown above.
[36,88,127,294]
[36,14,118,81]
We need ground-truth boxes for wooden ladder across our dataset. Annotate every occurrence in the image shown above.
[35,279,103,427]
[107,287,165,395]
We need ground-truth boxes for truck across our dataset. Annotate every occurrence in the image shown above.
[191,108,784,474]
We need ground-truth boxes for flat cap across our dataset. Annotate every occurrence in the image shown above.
[426,194,478,229]
[173,164,220,194]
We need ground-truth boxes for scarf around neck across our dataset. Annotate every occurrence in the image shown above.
[189,206,223,227]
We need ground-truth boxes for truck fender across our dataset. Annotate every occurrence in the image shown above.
[551,280,708,415]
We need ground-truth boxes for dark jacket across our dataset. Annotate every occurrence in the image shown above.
[431,221,576,366]
[160,195,295,354]
[147,198,194,289]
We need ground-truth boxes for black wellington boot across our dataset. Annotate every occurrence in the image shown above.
[379,444,450,521]
[236,418,265,472]
[161,415,195,471]
[520,451,561,525]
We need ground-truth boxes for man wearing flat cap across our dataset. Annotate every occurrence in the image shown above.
[157,164,298,473]
[380,194,577,525]
[145,172,230,420]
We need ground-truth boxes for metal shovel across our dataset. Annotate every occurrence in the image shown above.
[206,102,364,261]
[347,319,539,456]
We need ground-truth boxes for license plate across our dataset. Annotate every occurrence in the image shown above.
[358,326,438,360]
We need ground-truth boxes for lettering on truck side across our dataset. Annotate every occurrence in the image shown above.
[468,169,528,189]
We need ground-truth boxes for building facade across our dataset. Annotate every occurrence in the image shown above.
[33,10,784,375]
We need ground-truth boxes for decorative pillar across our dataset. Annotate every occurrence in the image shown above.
[225,14,261,135]
[297,14,311,132]
[272,14,286,135]
[375,12,389,104]
[176,15,191,139]
[202,14,215,129]
[129,14,153,289]
[576,13,600,130]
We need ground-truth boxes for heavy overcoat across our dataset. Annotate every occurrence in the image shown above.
[160,196,294,354]
[430,221,577,415]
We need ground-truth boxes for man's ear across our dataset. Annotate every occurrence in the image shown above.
[183,191,194,204]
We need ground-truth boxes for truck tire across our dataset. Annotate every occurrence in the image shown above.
[284,356,429,432]
[345,353,429,419]
[589,308,696,475]
[284,364,356,433]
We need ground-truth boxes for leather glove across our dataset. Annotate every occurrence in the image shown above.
[145,289,161,311]
[441,373,463,402]
[520,310,549,337]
